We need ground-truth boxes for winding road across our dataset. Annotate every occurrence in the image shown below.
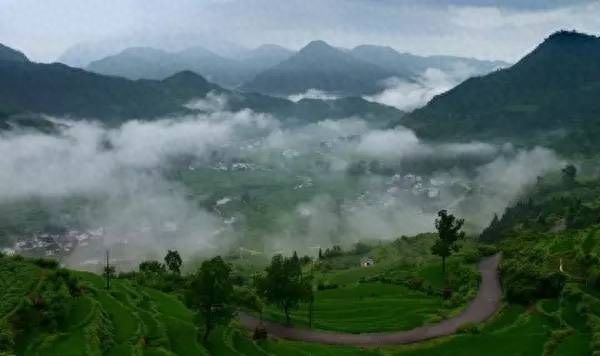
[239,253,502,346]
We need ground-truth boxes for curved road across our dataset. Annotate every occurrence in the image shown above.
[239,253,502,346]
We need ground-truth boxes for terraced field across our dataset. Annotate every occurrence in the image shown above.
[262,283,444,333]
[3,268,208,356]
[0,257,41,319]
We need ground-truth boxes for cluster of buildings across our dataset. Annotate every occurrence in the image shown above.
[1,228,104,258]
[387,173,444,200]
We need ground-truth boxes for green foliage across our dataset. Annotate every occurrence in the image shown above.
[562,164,578,186]
[0,320,15,354]
[500,258,566,304]
[403,31,600,155]
[432,210,465,279]
[185,256,235,343]
[543,329,574,356]
[83,306,115,354]
[31,257,60,269]
[255,254,311,325]
[164,250,183,275]
[457,322,481,334]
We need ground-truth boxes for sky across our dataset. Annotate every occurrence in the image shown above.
[0,0,599,63]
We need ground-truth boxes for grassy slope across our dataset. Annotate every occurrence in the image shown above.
[2,214,598,356]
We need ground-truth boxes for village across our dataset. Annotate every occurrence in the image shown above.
[1,227,105,259]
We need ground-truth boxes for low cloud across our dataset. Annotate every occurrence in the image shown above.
[0,100,564,262]
[364,65,482,111]
[288,89,340,102]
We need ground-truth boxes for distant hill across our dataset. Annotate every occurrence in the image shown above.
[0,43,29,63]
[241,40,395,96]
[86,45,294,88]
[0,59,218,122]
[242,41,506,97]
[350,45,506,78]
[0,43,403,128]
[401,30,600,153]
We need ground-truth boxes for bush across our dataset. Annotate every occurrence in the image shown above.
[32,258,59,269]
[543,329,573,356]
[457,322,481,334]
[478,244,499,257]
[500,259,566,304]
[0,320,15,353]
[317,281,339,291]
[462,249,481,263]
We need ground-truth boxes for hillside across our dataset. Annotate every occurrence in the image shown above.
[402,31,600,153]
[350,45,506,78]
[86,45,294,88]
[0,43,404,128]
[241,40,395,96]
[87,46,250,88]
[0,59,218,122]
[0,44,29,63]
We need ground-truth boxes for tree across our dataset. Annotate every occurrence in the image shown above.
[164,250,183,275]
[562,164,577,186]
[255,254,311,325]
[139,260,166,275]
[431,210,465,282]
[185,256,235,343]
[103,250,115,290]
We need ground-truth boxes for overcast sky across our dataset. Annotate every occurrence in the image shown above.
[1,0,599,63]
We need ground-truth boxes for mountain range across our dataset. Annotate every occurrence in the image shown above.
[0,44,402,129]
[4,30,600,155]
[86,45,294,88]
[81,40,506,96]
[401,30,600,154]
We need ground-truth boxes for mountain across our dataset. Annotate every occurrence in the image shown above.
[86,44,295,89]
[241,40,395,96]
[0,43,29,63]
[350,45,507,78]
[0,43,403,128]
[401,31,600,153]
[86,46,249,88]
[0,58,218,122]
[238,44,294,71]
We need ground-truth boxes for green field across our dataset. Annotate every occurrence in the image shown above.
[263,283,444,333]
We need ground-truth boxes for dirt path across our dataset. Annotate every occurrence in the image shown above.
[239,253,502,346]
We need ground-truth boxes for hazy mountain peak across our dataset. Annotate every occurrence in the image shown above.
[0,43,29,63]
[299,40,337,54]
[176,46,223,60]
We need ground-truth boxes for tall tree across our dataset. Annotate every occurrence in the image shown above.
[255,254,311,325]
[164,250,183,275]
[185,256,235,343]
[103,250,115,290]
[431,210,465,282]
[562,164,577,186]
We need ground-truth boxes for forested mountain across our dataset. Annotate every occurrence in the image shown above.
[402,31,600,153]
[241,40,395,96]
[86,45,294,88]
[0,44,29,63]
[350,45,506,78]
[0,44,403,127]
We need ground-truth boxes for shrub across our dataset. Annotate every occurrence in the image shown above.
[500,259,566,304]
[478,245,499,257]
[543,329,573,356]
[0,320,15,353]
[462,249,481,263]
[457,322,481,334]
[317,281,339,291]
[32,258,59,269]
